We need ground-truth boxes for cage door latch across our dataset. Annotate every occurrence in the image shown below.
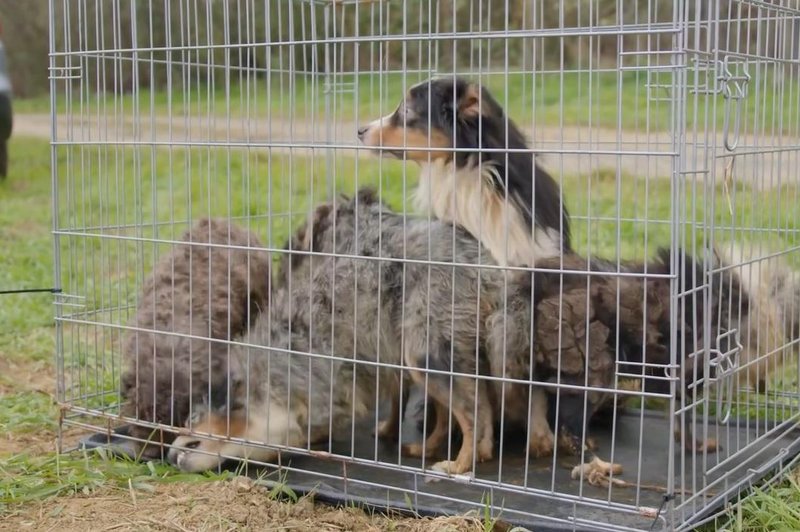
[708,328,742,425]
[720,56,751,152]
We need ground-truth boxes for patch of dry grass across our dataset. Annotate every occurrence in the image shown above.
[2,476,497,532]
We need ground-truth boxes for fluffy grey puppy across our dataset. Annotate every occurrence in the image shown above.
[119,218,271,458]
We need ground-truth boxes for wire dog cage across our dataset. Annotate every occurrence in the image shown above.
[50,1,800,530]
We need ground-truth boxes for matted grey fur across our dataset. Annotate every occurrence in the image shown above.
[119,217,271,458]
[169,188,550,474]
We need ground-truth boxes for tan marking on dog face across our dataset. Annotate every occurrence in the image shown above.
[360,117,453,162]
[191,410,249,438]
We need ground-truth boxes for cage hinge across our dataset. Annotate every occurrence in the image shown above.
[688,56,720,96]
[719,56,751,152]
[707,328,742,425]
[54,292,87,310]
[49,64,82,81]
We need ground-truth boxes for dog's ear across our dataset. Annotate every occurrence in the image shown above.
[291,202,334,253]
[307,203,333,252]
[210,378,246,415]
[355,186,379,207]
[205,376,246,414]
[458,83,482,118]
[440,81,482,120]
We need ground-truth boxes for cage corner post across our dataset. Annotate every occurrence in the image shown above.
[48,0,66,454]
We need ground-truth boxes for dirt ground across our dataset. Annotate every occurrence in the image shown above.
[0,357,56,456]
[0,356,53,395]
[0,421,85,458]
[1,477,493,532]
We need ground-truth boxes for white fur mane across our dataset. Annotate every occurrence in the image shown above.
[415,159,562,267]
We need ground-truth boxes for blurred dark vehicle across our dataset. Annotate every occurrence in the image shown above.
[0,20,13,179]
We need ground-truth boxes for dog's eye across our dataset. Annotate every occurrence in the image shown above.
[184,440,201,450]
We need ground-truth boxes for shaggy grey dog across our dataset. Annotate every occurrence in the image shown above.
[119,218,271,458]
[168,188,550,474]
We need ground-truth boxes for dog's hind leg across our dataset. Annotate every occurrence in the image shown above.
[422,376,493,475]
[548,391,597,455]
[476,396,495,463]
[402,362,492,472]
[402,396,450,458]
[429,382,494,475]
[401,315,494,474]
[376,393,401,440]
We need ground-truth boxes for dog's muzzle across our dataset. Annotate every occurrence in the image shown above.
[357,118,387,145]
[167,447,184,468]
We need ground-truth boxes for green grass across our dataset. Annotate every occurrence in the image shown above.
[21,68,800,135]
[0,138,61,449]
[0,138,56,364]
[703,472,800,532]
[0,449,233,512]
[0,392,58,436]
[2,135,800,523]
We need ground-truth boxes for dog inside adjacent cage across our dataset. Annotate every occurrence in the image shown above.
[52,1,800,530]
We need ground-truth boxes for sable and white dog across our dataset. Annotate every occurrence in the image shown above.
[357,76,571,268]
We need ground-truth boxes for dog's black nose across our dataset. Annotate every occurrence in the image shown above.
[357,126,368,141]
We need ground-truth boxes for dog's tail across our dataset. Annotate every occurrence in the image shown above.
[715,242,800,391]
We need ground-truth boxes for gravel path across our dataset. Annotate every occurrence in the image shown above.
[14,112,798,188]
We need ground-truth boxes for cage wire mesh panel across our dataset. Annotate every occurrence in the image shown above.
[49,1,800,531]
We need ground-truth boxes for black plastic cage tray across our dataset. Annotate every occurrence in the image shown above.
[78,408,800,532]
